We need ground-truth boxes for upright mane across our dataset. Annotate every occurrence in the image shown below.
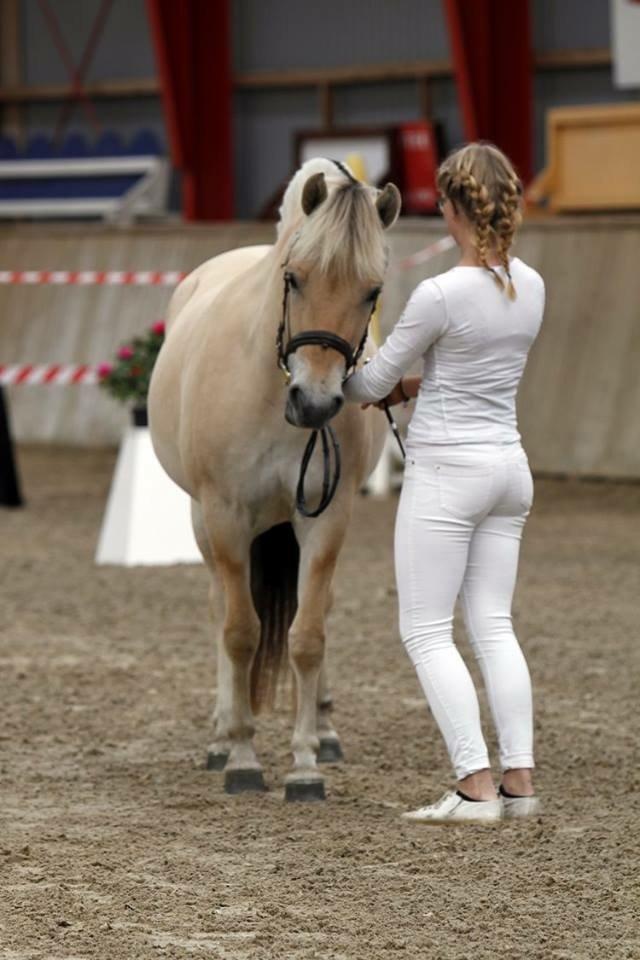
[277,158,388,283]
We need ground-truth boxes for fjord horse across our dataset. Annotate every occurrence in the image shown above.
[148,158,400,800]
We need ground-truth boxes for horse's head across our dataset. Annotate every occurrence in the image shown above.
[278,165,401,430]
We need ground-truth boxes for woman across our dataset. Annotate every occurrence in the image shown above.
[344,143,545,824]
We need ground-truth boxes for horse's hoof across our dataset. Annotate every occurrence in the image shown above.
[224,768,267,794]
[285,779,326,803]
[317,738,344,764]
[206,750,229,771]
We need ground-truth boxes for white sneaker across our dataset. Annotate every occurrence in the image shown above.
[501,794,541,819]
[401,791,502,825]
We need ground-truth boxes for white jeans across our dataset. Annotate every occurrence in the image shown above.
[395,442,535,780]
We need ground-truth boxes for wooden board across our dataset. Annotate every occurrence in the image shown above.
[546,103,640,211]
[2,216,640,479]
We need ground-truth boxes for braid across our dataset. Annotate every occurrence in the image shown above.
[437,142,523,299]
[494,178,522,300]
[452,168,503,292]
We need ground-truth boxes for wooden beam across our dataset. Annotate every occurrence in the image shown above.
[0,0,23,135]
[235,59,452,90]
[417,76,432,122]
[535,47,611,71]
[318,83,334,129]
[0,77,160,103]
[234,48,612,90]
[0,48,613,106]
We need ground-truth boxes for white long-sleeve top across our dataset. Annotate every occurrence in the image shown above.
[344,257,545,447]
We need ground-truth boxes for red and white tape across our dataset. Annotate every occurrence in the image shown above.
[0,270,187,287]
[393,235,456,272]
[0,238,454,288]
[0,239,457,386]
[0,364,99,385]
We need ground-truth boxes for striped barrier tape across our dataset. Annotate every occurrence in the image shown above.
[0,270,187,286]
[392,235,456,272]
[0,364,99,385]
[1,238,457,379]
[0,238,455,288]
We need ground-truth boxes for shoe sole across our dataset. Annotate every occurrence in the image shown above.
[502,799,541,820]
[402,816,503,826]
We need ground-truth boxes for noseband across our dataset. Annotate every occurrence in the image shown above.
[276,160,380,518]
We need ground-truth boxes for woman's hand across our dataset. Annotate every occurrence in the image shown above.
[361,379,409,410]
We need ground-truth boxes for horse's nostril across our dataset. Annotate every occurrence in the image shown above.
[289,385,301,405]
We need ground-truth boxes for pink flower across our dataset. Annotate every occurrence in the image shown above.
[118,345,134,360]
[97,362,113,379]
[151,320,165,336]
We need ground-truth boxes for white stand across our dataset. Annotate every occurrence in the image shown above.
[95,426,202,566]
[365,434,404,497]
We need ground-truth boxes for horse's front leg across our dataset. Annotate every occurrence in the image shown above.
[286,511,348,801]
[200,500,265,793]
[192,502,233,772]
[316,660,344,763]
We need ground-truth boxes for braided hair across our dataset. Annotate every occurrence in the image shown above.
[437,143,523,300]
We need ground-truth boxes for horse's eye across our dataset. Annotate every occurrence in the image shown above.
[286,272,299,291]
[365,287,381,305]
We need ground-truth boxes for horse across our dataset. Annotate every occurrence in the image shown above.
[148,158,401,801]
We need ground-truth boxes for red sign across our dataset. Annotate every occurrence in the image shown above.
[398,122,439,214]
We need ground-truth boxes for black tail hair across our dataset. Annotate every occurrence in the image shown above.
[249,522,299,712]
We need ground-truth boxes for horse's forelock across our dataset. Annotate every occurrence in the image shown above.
[289,181,387,283]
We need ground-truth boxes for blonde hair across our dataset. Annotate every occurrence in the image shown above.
[437,142,523,299]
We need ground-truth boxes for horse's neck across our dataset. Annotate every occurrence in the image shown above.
[237,239,289,380]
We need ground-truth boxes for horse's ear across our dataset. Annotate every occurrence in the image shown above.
[376,183,401,229]
[301,172,328,216]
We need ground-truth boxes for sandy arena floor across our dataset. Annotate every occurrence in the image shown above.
[1,446,639,960]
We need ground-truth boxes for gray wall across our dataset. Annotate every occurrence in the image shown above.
[7,0,640,216]
[532,0,639,172]
[232,0,459,216]
[22,0,164,144]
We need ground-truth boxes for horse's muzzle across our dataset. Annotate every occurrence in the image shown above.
[285,385,344,429]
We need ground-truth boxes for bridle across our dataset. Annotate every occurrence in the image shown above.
[276,159,380,518]
[276,270,375,387]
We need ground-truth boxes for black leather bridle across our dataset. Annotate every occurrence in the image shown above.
[276,271,375,386]
[276,159,380,518]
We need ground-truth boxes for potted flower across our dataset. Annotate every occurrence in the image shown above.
[98,321,165,426]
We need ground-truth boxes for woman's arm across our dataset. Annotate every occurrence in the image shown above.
[401,375,421,400]
[343,279,447,405]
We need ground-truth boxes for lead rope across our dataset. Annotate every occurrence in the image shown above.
[295,425,341,518]
[381,402,406,460]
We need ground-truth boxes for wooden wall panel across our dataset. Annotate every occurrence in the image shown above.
[1,216,639,478]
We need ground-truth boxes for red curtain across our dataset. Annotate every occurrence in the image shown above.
[146,0,234,220]
[443,0,533,183]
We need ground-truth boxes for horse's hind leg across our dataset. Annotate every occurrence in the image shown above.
[195,499,265,792]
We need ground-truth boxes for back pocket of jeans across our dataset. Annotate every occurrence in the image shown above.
[517,462,534,512]
[436,467,494,520]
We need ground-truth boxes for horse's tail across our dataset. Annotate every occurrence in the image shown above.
[249,522,299,713]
